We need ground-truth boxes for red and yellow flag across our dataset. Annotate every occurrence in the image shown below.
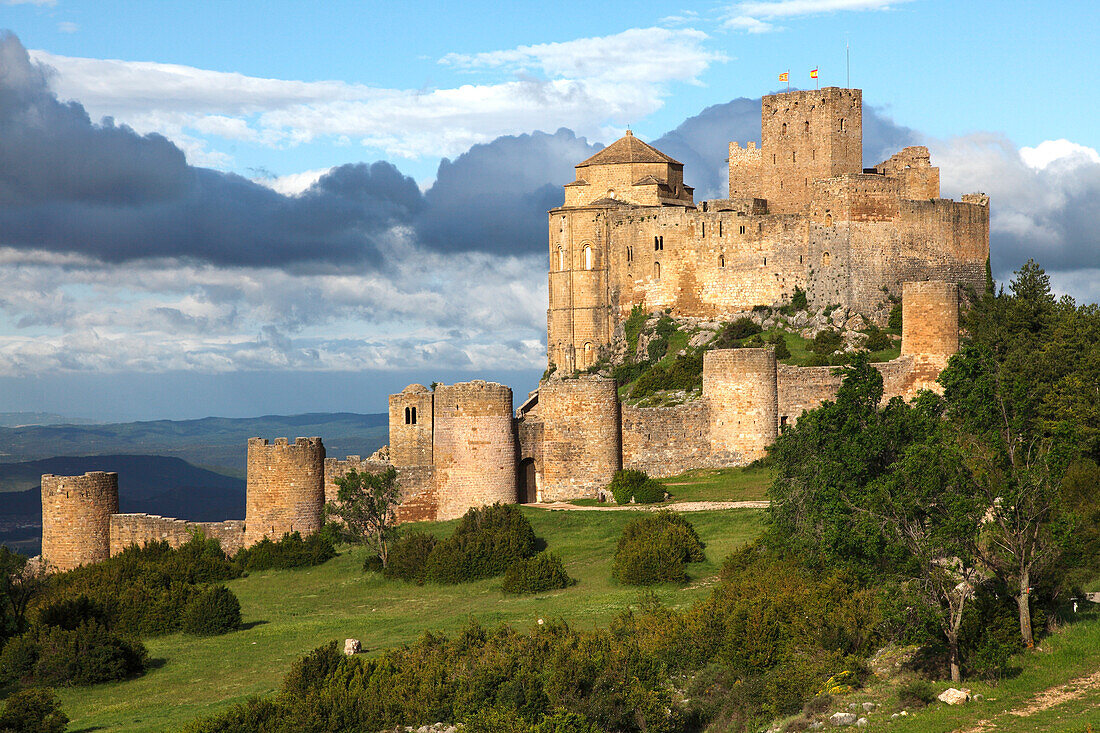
[778,72,789,82]
[810,68,819,79]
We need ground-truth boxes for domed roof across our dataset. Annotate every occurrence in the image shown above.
[401,383,430,394]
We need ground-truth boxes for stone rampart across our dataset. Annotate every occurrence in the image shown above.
[621,401,719,477]
[388,384,434,467]
[244,437,326,545]
[704,348,778,462]
[432,381,517,520]
[538,377,621,500]
[109,514,246,557]
[41,472,119,572]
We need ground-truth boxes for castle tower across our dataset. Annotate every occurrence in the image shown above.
[538,376,621,501]
[40,472,119,572]
[244,437,326,546]
[703,348,779,463]
[549,132,693,372]
[729,87,863,214]
[388,384,434,466]
[902,281,960,358]
[431,381,517,520]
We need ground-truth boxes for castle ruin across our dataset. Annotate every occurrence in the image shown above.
[40,87,991,569]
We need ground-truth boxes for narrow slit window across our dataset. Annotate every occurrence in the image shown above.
[583,244,593,271]
[719,254,725,268]
[739,225,745,235]
[410,406,417,425]
[654,261,661,280]
[557,246,565,271]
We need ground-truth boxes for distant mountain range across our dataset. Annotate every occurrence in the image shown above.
[0,411,100,427]
[0,411,388,480]
[0,412,389,556]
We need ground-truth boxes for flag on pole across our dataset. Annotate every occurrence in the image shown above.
[778,72,789,82]
[810,68,818,79]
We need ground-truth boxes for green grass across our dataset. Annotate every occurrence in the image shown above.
[659,464,773,503]
[50,507,765,732]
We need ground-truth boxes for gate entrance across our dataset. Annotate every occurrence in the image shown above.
[518,458,537,503]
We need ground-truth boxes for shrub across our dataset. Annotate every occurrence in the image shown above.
[791,286,808,311]
[772,333,791,359]
[623,305,647,356]
[181,585,241,636]
[606,469,667,504]
[502,552,573,594]
[612,512,705,585]
[714,317,761,348]
[864,328,892,352]
[629,352,703,400]
[896,678,934,708]
[36,595,108,631]
[423,504,538,584]
[888,302,903,330]
[611,360,645,386]
[234,531,336,572]
[811,329,843,355]
[0,687,68,733]
[802,693,832,716]
[2,622,146,686]
[381,531,439,584]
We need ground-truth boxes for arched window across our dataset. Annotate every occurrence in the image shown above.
[583,342,594,368]
[822,251,831,266]
[410,406,417,425]
[404,406,411,425]
[824,213,833,226]
[583,244,593,270]
[839,118,845,132]
[781,122,787,135]
[626,245,633,263]
[653,261,661,280]
[557,246,565,271]
[718,254,725,268]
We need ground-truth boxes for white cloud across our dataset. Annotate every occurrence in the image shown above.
[254,167,334,196]
[28,27,725,164]
[1019,139,1100,170]
[723,0,914,30]
[57,21,78,34]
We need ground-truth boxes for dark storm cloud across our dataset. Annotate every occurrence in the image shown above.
[0,32,420,267]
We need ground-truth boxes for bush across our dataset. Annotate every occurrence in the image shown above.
[423,504,538,584]
[897,678,934,708]
[714,317,761,348]
[0,688,68,733]
[181,585,241,636]
[1,622,146,686]
[502,552,573,594]
[771,333,792,359]
[623,305,647,357]
[234,531,336,572]
[888,302,903,330]
[629,352,703,400]
[791,286,809,311]
[864,328,892,352]
[611,512,705,585]
[811,328,843,355]
[381,531,439,584]
[36,595,108,631]
[606,469,667,504]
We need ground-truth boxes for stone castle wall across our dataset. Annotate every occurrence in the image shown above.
[244,437,326,545]
[704,348,779,463]
[41,472,118,572]
[537,377,621,500]
[432,381,517,520]
[389,385,434,467]
[109,514,246,556]
[622,401,715,478]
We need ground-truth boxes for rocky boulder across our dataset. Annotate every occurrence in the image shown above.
[938,687,971,705]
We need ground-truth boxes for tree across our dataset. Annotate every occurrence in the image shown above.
[326,468,401,568]
[0,687,68,733]
[0,547,42,643]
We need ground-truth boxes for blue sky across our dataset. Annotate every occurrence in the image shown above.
[0,0,1098,421]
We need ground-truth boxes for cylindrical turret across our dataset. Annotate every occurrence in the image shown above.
[902,281,959,358]
[41,471,119,571]
[245,437,326,546]
[538,376,621,501]
[703,348,779,463]
[432,381,517,520]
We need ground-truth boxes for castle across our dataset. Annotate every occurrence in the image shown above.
[39,88,990,570]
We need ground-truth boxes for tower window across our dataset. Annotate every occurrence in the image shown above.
[557,246,565,271]
[410,407,417,425]
[627,245,633,263]
[822,251,831,266]
[804,121,810,133]
[583,342,594,368]
[781,122,787,135]
[583,244,593,271]
[653,236,663,251]
[763,257,767,266]
[772,153,777,165]
[792,151,796,163]
[839,118,845,132]
[701,222,705,237]
[719,221,723,236]
[654,261,661,280]
[739,225,745,235]
[824,213,833,226]
[719,254,725,268]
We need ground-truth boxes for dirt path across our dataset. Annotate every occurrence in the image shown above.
[957,668,1100,732]
[529,500,770,512]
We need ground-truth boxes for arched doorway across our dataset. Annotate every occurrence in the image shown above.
[518,458,538,503]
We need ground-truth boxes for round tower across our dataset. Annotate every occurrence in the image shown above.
[40,471,119,571]
[432,381,517,521]
[703,348,779,463]
[902,280,959,358]
[245,437,326,546]
[538,376,621,501]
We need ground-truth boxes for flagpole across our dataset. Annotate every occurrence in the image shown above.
[786,69,790,92]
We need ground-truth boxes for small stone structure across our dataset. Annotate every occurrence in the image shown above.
[40,472,119,572]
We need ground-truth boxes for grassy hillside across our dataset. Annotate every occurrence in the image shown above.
[0,412,387,479]
[49,507,764,732]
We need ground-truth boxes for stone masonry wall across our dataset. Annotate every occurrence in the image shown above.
[389,385,434,467]
[244,437,326,546]
[704,348,779,463]
[538,377,621,501]
[41,472,119,572]
[432,381,517,521]
[109,514,246,557]
[621,401,717,478]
